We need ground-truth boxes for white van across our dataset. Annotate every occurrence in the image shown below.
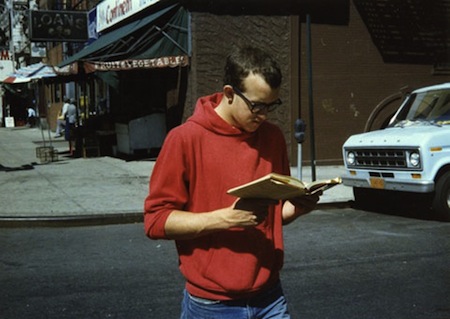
[342,83,450,221]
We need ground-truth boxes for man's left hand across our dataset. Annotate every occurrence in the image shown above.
[282,191,322,224]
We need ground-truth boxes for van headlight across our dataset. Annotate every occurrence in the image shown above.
[409,152,420,168]
[346,151,356,166]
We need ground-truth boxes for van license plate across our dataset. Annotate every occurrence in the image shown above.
[370,177,385,189]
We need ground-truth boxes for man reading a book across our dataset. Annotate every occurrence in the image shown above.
[144,46,320,318]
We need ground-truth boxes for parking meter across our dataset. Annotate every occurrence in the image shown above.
[294,118,306,144]
[294,119,306,180]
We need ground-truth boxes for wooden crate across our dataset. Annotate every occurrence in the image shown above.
[36,146,58,163]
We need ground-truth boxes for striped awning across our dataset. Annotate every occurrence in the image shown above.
[0,62,57,84]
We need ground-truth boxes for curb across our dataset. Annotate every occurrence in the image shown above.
[0,201,353,228]
[0,212,143,228]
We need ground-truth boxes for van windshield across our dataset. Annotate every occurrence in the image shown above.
[389,89,450,127]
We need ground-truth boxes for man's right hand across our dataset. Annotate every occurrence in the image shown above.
[231,198,278,226]
[164,198,277,239]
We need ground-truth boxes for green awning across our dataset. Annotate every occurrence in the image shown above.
[58,4,189,69]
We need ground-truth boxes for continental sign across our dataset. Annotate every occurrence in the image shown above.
[96,0,160,32]
[30,10,88,42]
[83,56,189,72]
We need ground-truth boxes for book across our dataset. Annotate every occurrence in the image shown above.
[227,173,342,200]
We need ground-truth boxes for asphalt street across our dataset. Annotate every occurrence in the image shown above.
[1,208,449,319]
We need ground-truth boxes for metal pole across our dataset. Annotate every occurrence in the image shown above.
[297,15,302,181]
[8,0,15,69]
[306,14,316,181]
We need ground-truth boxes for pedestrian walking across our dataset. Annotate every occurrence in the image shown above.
[65,98,77,155]
[55,97,70,138]
[26,107,36,127]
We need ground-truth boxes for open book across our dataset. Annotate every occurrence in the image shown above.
[227,173,342,200]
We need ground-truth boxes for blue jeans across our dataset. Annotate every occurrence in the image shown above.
[180,282,290,319]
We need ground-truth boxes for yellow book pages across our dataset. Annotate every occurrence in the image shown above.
[227,173,342,200]
[306,176,343,194]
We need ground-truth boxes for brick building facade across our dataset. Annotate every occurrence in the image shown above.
[184,2,448,165]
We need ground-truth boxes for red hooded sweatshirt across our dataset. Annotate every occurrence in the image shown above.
[144,93,291,300]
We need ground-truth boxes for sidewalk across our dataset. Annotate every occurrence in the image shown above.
[0,126,353,226]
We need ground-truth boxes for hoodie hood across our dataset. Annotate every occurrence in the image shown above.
[187,93,254,137]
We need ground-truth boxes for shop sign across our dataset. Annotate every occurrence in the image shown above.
[87,7,98,44]
[0,50,11,60]
[5,117,15,128]
[96,0,160,32]
[30,10,88,42]
[84,55,189,72]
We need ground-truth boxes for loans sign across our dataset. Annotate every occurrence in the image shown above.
[30,10,88,42]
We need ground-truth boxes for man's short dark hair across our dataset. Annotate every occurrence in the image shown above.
[223,46,282,91]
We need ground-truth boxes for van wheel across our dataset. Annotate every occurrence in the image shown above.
[432,171,450,221]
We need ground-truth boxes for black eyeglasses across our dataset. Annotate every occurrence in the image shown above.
[233,87,282,114]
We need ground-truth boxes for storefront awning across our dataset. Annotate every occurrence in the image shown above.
[0,62,58,84]
[57,4,189,73]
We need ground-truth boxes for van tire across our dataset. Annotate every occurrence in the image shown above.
[432,171,450,221]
